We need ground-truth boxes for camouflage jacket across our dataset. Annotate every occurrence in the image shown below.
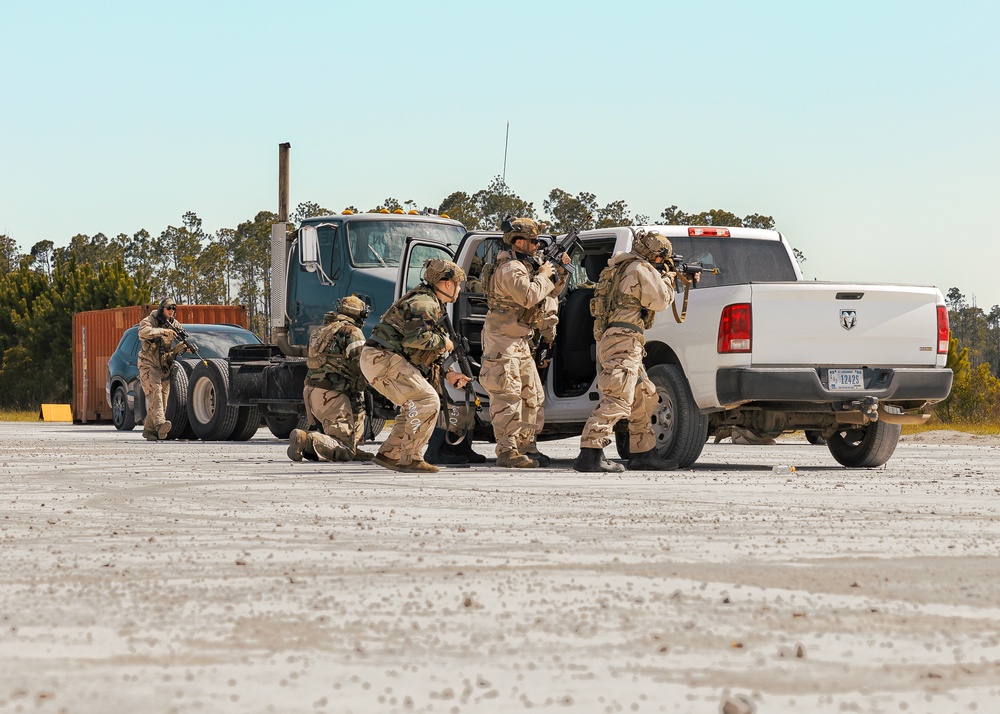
[483,250,566,341]
[595,251,676,340]
[368,284,449,375]
[138,311,185,377]
[305,314,367,395]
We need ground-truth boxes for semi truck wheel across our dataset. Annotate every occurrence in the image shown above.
[230,405,263,441]
[264,412,306,439]
[187,358,239,441]
[111,385,135,431]
[827,420,901,468]
[164,365,190,440]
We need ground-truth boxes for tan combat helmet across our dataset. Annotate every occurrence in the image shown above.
[501,217,540,245]
[337,294,370,321]
[422,258,466,285]
[632,229,672,262]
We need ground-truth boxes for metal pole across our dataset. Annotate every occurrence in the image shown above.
[502,122,509,184]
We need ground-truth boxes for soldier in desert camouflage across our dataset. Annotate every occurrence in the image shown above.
[137,297,195,441]
[479,218,569,468]
[360,259,471,473]
[574,229,680,473]
[287,295,375,463]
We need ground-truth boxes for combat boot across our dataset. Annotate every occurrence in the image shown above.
[497,450,539,469]
[156,421,172,440]
[573,447,625,473]
[310,432,353,462]
[372,452,402,472]
[287,429,308,462]
[424,427,468,466]
[352,447,376,462]
[627,450,678,471]
[142,427,158,441]
[522,446,551,468]
[397,459,440,474]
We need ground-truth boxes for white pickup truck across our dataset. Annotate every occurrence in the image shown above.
[397,225,953,469]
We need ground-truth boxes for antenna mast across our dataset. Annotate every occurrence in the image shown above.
[502,121,509,183]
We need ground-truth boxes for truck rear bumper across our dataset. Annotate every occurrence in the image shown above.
[715,367,953,408]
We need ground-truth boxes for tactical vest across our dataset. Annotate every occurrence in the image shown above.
[139,314,179,376]
[590,255,654,339]
[305,315,365,393]
[369,285,443,368]
[484,253,544,328]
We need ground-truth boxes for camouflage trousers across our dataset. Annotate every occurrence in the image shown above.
[303,385,363,454]
[580,330,657,452]
[138,362,170,433]
[479,338,543,456]
[359,346,439,465]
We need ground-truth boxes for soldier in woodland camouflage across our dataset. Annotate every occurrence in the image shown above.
[480,218,570,468]
[287,295,375,463]
[137,298,195,441]
[360,259,471,473]
[574,229,681,473]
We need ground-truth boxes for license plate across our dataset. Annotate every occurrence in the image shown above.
[828,368,864,390]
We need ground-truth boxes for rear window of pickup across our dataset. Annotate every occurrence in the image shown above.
[670,236,797,288]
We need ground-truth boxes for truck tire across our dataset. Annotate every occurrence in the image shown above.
[230,406,262,441]
[187,358,239,441]
[645,364,709,468]
[164,365,190,440]
[111,384,135,431]
[827,420,901,468]
[264,413,307,440]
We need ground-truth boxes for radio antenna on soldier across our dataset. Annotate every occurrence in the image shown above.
[502,121,509,183]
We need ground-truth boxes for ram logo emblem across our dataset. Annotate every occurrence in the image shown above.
[840,310,857,331]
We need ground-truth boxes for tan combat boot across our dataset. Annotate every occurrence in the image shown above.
[309,432,353,462]
[497,450,539,469]
[398,459,440,474]
[372,452,402,471]
[156,421,172,440]
[287,429,308,462]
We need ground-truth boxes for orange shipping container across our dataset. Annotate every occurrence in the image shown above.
[72,304,250,423]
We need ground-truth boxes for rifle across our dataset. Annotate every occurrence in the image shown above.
[660,254,721,324]
[166,324,207,365]
[538,222,587,279]
[437,310,481,444]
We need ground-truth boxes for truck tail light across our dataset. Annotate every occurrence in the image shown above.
[937,305,950,354]
[718,303,751,353]
[689,227,731,237]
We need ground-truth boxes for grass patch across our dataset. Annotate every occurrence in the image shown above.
[902,420,1000,436]
[0,410,40,422]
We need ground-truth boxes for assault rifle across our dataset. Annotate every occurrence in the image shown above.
[663,254,721,284]
[538,224,584,277]
[166,324,207,365]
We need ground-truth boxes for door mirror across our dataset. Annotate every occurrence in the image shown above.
[298,226,321,269]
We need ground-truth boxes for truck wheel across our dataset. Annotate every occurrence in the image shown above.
[187,358,239,441]
[230,406,263,441]
[111,385,135,431]
[827,420,901,468]
[264,413,306,439]
[647,364,709,468]
[364,415,387,442]
[805,430,827,446]
[164,365,190,440]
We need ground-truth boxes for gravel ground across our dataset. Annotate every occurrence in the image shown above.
[2,423,1000,714]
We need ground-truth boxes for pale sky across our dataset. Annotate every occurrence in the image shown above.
[2,0,997,308]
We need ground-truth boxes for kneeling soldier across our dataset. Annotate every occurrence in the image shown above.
[288,295,375,463]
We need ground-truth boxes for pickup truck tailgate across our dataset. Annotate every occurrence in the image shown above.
[750,283,941,366]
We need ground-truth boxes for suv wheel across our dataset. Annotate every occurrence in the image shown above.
[111,385,135,431]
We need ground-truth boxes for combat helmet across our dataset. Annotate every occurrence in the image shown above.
[631,229,672,262]
[337,294,370,322]
[422,258,466,285]
[500,216,539,245]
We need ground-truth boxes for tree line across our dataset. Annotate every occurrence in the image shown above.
[0,176,831,412]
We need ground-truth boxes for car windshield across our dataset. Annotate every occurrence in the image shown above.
[347,221,465,267]
[180,330,260,360]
